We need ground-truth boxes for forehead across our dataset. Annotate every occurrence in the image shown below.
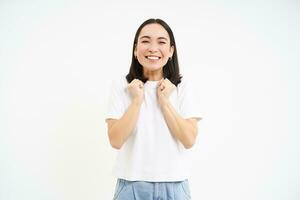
[138,23,170,40]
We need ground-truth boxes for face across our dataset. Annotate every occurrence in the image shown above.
[134,23,174,73]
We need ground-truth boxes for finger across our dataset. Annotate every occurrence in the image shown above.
[139,82,144,89]
[139,80,144,85]
[164,78,172,85]
[158,78,164,86]
[133,79,143,86]
[133,79,141,83]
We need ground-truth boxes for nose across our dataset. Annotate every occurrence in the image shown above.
[148,42,159,52]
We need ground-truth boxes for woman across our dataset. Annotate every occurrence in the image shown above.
[105,18,202,200]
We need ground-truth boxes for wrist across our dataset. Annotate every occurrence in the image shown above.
[132,97,143,105]
[158,96,170,107]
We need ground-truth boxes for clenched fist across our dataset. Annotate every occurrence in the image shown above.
[157,78,176,106]
[127,79,144,103]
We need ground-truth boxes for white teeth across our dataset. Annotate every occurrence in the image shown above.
[147,56,160,60]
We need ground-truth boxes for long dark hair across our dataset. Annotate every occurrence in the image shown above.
[125,18,182,86]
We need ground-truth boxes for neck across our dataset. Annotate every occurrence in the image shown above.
[143,68,163,81]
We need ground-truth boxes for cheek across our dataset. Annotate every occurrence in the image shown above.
[136,45,148,55]
[162,47,171,56]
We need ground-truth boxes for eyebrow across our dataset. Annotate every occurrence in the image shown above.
[139,36,168,41]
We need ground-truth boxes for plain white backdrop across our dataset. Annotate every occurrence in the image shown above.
[0,0,299,199]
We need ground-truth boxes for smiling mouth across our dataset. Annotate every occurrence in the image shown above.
[145,56,161,60]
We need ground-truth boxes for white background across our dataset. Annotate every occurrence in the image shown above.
[0,0,299,199]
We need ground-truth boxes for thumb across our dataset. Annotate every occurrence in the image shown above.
[158,78,164,86]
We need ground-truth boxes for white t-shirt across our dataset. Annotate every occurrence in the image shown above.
[105,76,202,182]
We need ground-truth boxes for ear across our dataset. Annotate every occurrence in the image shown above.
[170,45,174,58]
[134,45,137,57]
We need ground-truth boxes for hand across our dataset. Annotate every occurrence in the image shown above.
[157,78,176,106]
[127,79,144,103]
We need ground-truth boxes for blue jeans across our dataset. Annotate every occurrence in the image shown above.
[113,178,191,200]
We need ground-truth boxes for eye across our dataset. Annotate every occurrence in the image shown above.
[141,41,149,43]
[159,41,166,44]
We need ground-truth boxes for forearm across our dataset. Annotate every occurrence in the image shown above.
[109,99,142,149]
[160,99,197,149]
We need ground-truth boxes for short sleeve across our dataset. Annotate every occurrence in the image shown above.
[177,78,203,121]
[105,79,127,122]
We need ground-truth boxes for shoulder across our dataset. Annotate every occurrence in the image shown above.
[108,75,129,95]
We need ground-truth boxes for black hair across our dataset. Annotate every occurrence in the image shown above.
[125,18,182,86]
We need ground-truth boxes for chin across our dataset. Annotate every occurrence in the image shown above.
[143,65,163,71]
[142,61,167,71]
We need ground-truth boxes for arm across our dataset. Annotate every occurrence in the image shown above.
[106,98,142,149]
[157,78,199,149]
[106,79,144,150]
[159,98,198,149]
